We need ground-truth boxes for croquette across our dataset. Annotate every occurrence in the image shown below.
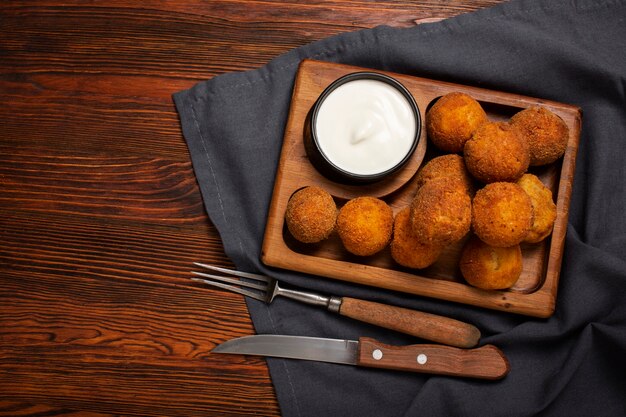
[464,121,530,183]
[285,186,337,243]
[415,154,475,196]
[426,92,488,153]
[510,106,569,166]
[460,235,523,290]
[336,196,393,256]
[471,182,533,247]
[410,177,472,246]
[391,207,443,269]
[516,173,557,243]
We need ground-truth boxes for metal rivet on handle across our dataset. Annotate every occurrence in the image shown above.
[372,349,383,360]
[417,354,427,365]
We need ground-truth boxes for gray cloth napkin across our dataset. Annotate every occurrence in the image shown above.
[174,0,626,415]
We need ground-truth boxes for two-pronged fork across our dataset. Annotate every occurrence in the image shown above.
[191,262,481,348]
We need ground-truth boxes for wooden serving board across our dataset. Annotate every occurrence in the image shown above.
[261,59,581,318]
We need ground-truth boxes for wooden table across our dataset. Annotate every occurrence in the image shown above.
[1,1,504,415]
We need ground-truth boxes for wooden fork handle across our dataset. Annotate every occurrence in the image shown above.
[338,298,481,348]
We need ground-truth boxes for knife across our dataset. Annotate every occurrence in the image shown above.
[213,334,510,380]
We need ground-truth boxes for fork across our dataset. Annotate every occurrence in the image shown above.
[191,262,481,348]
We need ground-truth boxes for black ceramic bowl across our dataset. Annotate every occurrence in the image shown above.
[304,71,421,184]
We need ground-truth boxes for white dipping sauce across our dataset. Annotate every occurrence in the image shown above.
[315,79,416,176]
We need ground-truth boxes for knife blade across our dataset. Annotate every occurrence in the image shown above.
[212,335,509,380]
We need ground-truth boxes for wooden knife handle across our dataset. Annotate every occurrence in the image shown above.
[356,337,509,380]
[338,298,481,348]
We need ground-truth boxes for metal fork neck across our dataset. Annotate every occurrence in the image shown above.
[276,288,342,312]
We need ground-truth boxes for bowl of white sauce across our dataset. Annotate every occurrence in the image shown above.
[304,72,421,184]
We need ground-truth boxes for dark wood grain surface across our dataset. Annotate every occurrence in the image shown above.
[1,1,504,415]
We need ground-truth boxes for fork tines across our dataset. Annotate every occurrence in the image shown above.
[191,262,269,302]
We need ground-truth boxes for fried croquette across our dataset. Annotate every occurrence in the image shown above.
[391,207,443,269]
[410,177,472,246]
[516,173,557,243]
[426,92,488,153]
[510,106,569,166]
[464,121,530,183]
[336,197,393,256]
[415,154,475,196]
[460,235,523,290]
[471,182,533,247]
[285,186,337,243]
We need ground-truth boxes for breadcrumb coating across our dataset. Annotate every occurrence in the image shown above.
[391,207,443,269]
[471,182,533,247]
[336,197,393,256]
[464,121,530,183]
[415,154,475,196]
[410,177,472,246]
[460,235,523,290]
[285,186,337,243]
[516,173,557,243]
[510,106,569,166]
[426,92,488,153]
